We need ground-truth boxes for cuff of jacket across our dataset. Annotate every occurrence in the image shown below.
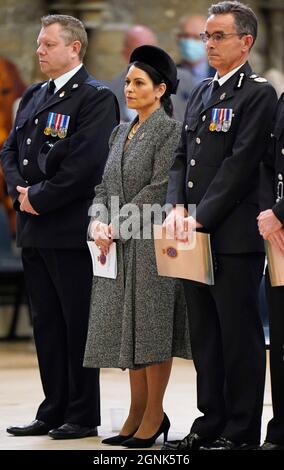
[272,200,284,226]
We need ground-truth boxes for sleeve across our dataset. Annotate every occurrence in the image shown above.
[262,98,284,225]
[166,102,190,206]
[112,121,182,242]
[259,136,276,212]
[0,90,35,210]
[196,84,278,229]
[28,88,118,214]
[87,125,120,227]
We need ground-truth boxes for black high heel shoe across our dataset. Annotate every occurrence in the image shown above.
[102,429,138,445]
[121,413,170,448]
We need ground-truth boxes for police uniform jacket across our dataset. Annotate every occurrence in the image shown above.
[167,62,277,254]
[260,94,284,223]
[0,65,119,248]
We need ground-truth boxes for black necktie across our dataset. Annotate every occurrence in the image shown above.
[209,80,220,98]
[47,79,55,95]
[204,80,219,106]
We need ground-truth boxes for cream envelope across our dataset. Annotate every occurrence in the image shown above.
[87,241,117,279]
[265,240,284,287]
[153,225,214,285]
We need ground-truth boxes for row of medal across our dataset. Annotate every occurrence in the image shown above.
[209,108,233,133]
[44,112,70,139]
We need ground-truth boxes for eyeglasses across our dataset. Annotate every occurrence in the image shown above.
[200,32,247,43]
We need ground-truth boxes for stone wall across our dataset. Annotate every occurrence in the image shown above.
[0,0,279,84]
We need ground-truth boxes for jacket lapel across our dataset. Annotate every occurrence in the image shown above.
[201,62,252,112]
[34,65,89,117]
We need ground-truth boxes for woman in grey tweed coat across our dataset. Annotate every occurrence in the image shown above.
[84,46,191,447]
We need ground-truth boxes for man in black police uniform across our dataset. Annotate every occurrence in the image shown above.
[163,1,277,450]
[1,15,119,439]
[258,97,284,450]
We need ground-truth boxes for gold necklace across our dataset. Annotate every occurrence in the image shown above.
[127,122,140,140]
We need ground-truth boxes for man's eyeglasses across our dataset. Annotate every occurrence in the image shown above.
[200,32,247,43]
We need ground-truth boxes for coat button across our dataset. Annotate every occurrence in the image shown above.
[196,137,201,144]
[188,181,194,188]
[26,138,31,145]
[281,148,284,155]
[278,173,283,181]
[202,115,206,122]
[34,118,38,125]
[23,159,29,166]
[190,159,196,166]
[185,124,189,131]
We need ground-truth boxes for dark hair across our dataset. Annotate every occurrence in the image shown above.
[208,1,257,46]
[41,14,88,60]
[128,61,173,117]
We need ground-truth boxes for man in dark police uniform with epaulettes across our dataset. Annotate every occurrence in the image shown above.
[163,1,277,451]
[0,14,119,439]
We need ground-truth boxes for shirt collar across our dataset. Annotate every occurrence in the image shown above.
[213,63,245,87]
[51,63,83,93]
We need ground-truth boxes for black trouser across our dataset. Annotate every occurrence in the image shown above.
[22,247,100,427]
[265,273,284,444]
[183,253,265,444]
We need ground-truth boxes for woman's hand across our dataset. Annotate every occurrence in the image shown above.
[90,220,113,255]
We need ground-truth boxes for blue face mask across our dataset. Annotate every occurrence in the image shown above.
[179,38,206,63]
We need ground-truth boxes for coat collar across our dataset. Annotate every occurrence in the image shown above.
[201,62,252,112]
[33,65,89,117]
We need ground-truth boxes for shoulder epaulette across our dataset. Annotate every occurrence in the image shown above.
[85,77,110,90]
[249,74,268,83]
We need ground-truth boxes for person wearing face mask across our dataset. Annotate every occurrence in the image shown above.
[177,14,214,84]
[172,14,214,122]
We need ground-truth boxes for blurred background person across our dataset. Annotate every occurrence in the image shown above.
[176,14,214,84]
[108,25,157,122]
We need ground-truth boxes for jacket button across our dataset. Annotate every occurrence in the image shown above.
[26,138,31,145]
[278,173,283,181]
[34,118,38,125]
[202,115,206,122]
[281,148,284,155]
[188,181,194,188]
[190,159,196,166]
[23,159,29,166]
[196,137,201,144]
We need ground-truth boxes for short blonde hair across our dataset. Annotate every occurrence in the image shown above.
[41,14,88,60]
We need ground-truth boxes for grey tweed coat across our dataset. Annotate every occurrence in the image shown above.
[84,107,191,369]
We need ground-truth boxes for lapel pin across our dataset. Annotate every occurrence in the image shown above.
[220,93,226,100]
[72,83,79,89]
[59,91,65,98]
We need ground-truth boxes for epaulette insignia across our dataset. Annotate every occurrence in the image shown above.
[249,74,267,83]
[254,77,267,83]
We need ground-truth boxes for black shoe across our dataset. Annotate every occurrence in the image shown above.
[122,413,170,448]
[102,430,138,446]
[7,420,54,436]
[200,437,258,450]
[48,423,98,440]
[162,432,212,450]
[259,441,284,450]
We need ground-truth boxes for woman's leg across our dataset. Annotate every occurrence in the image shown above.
[135,358,173,438]
[120,368,148,435]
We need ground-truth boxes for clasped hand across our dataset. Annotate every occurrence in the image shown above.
[162,207,202,241]
[258,209,284,255]
[90,220,114,255]
[17,186,39,215]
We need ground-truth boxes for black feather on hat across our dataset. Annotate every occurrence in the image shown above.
[129,45,179,94]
